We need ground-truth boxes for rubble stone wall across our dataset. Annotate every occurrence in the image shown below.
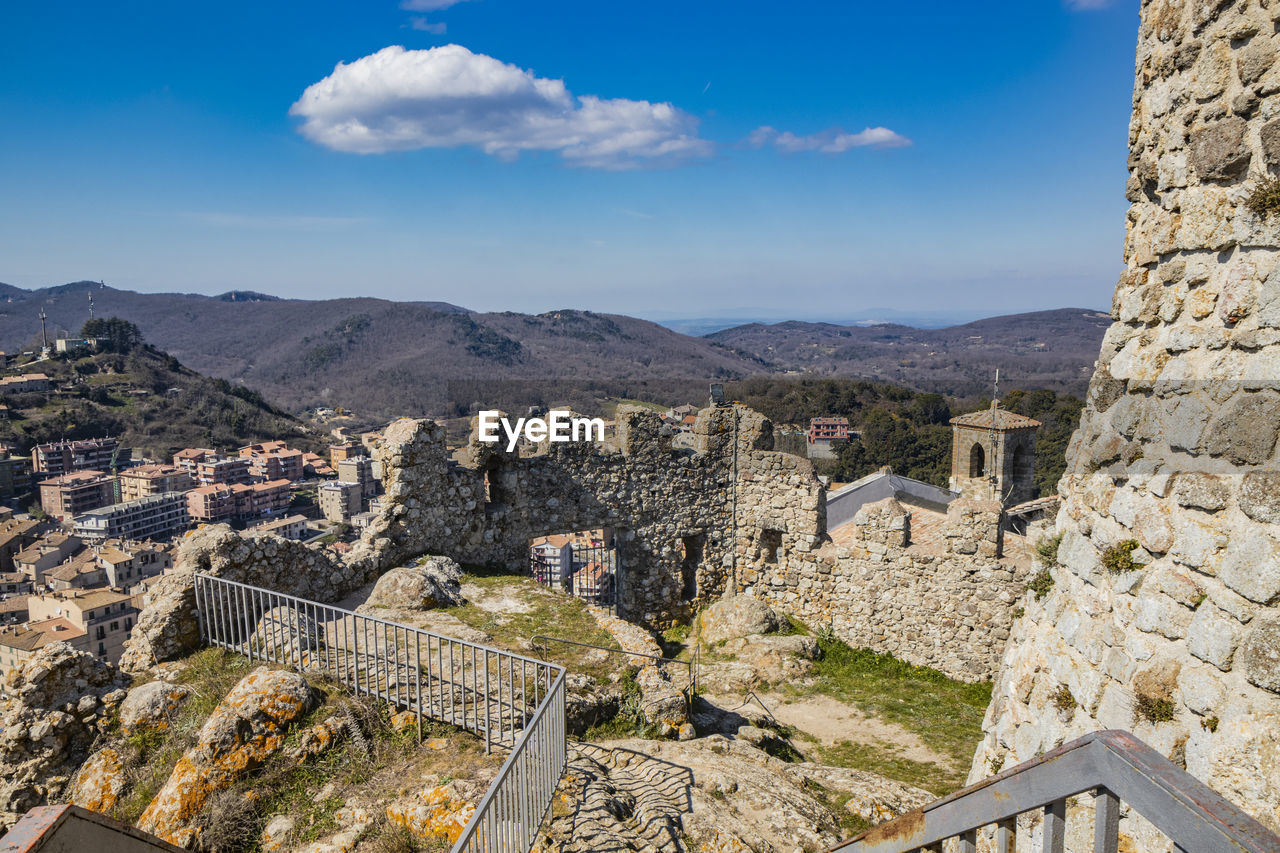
[744,497,1030,682]
[970,0,1280,845]
[124,403,1032,683]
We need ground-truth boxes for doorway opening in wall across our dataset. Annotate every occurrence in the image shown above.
[529,526,619,613]
[759,528,782,564]
[680,533,704,601]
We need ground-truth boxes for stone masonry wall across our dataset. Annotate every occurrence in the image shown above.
[125,402,1030,684]
[970,0,1280,846]
[743,496,1031,682]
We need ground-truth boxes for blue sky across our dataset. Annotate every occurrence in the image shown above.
[0,1,1139,321]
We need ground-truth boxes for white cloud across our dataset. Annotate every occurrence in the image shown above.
[408,16,446,33]
[400,0,475,10]
[290,45,714,170]
[747,125,911,153]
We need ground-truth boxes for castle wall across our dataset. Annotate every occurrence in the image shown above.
[743,496,1030,682]
[970,0,1280,845]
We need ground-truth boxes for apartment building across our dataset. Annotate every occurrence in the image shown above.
[232,479,291,519]
[336,456,376,501]
[44,555,106,591]
[319,480,362,523]
[329,441,366,467]
[0,373,52,395]
[195,456,253,487]
[73,492,189,541]
[95,541,171,590]
[0,618,88,680]
[28,588,137,663]
[14,534,84,586]
[172,448,218,475]
[187,484,235,523]
[33,437,122,477]
[250,514,308,541]
[0,518,51,570]
[118,464,192,501]
[239,441,304,482]
[38,471,116,521]
[808,417,851,444]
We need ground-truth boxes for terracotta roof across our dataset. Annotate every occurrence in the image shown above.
[949,404,1041,430]
[1006,495,1062,517]
[0,617,85,651]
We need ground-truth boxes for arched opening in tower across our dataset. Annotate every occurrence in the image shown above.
[969,442,986,478]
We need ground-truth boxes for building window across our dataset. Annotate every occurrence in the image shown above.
[760,528,782,564]
[109,621,119,631]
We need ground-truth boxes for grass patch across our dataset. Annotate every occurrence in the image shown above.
[787,637,991,794]
[1136,694,1176,724]
[1102,540,1141,574]
[1027,569,1055,600]
[1035,533,1062,566]
[1247,175,1280,219]
[816,740,951,794]
[449,572,622,684]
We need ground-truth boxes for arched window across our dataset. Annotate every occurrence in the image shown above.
[969,443,986,478]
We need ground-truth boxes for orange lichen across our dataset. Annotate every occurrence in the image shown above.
[69,748,126,815]
[386,784,475,844]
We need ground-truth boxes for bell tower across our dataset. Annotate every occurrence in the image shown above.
[948,400,1041,505]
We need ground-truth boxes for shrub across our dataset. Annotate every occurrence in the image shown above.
[1035,533,1063,566]
[1247,175,1280,219]
[1051,684,1076,712]
[1102,540,1141,574]
[1202,715,1219,733]
[1028,569,1055,600]
[1136,693,1176,724]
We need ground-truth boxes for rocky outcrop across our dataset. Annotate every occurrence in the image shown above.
[539,738,931,852]
[137,667,318,847]
[121,525,371,674]
[0,643,127,829]
[68,748,127,815]
[362,555,464,611]
[971,0,1280,848]
[699,594,783,645]
[119,682,193,735]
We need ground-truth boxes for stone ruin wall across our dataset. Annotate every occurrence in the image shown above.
[124,403,1033,684]
[742,494,1032,683]
[969,0,1280,846]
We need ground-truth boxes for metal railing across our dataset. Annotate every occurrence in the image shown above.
[193,574,567,852]
[832,729,1280,853]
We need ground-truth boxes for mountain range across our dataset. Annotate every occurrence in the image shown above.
[0,282,1110,419]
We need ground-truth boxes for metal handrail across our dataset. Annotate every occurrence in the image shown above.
[192,574,568,853]
[832,729,1280,853]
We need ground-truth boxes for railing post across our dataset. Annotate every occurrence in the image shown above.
[997,817,1017,853]
[1044,798,1066,853]
[1094,788,1120,853]
[959,829,977,853]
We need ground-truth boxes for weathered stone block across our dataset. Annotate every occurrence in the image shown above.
[1241,617,1280,694]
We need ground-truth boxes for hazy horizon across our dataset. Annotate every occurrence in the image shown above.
[3,1,1138,317]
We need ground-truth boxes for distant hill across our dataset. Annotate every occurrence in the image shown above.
[0,334,319,461]
[0,283,1110,418]
[708,308,1112,398]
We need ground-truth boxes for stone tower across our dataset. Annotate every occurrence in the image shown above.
[948,401,1040,505]
[969,0,1280,848]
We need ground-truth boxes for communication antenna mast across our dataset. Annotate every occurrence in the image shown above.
[988,368,1001,502]
[38,309,48,350]
[88,293,95,321]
